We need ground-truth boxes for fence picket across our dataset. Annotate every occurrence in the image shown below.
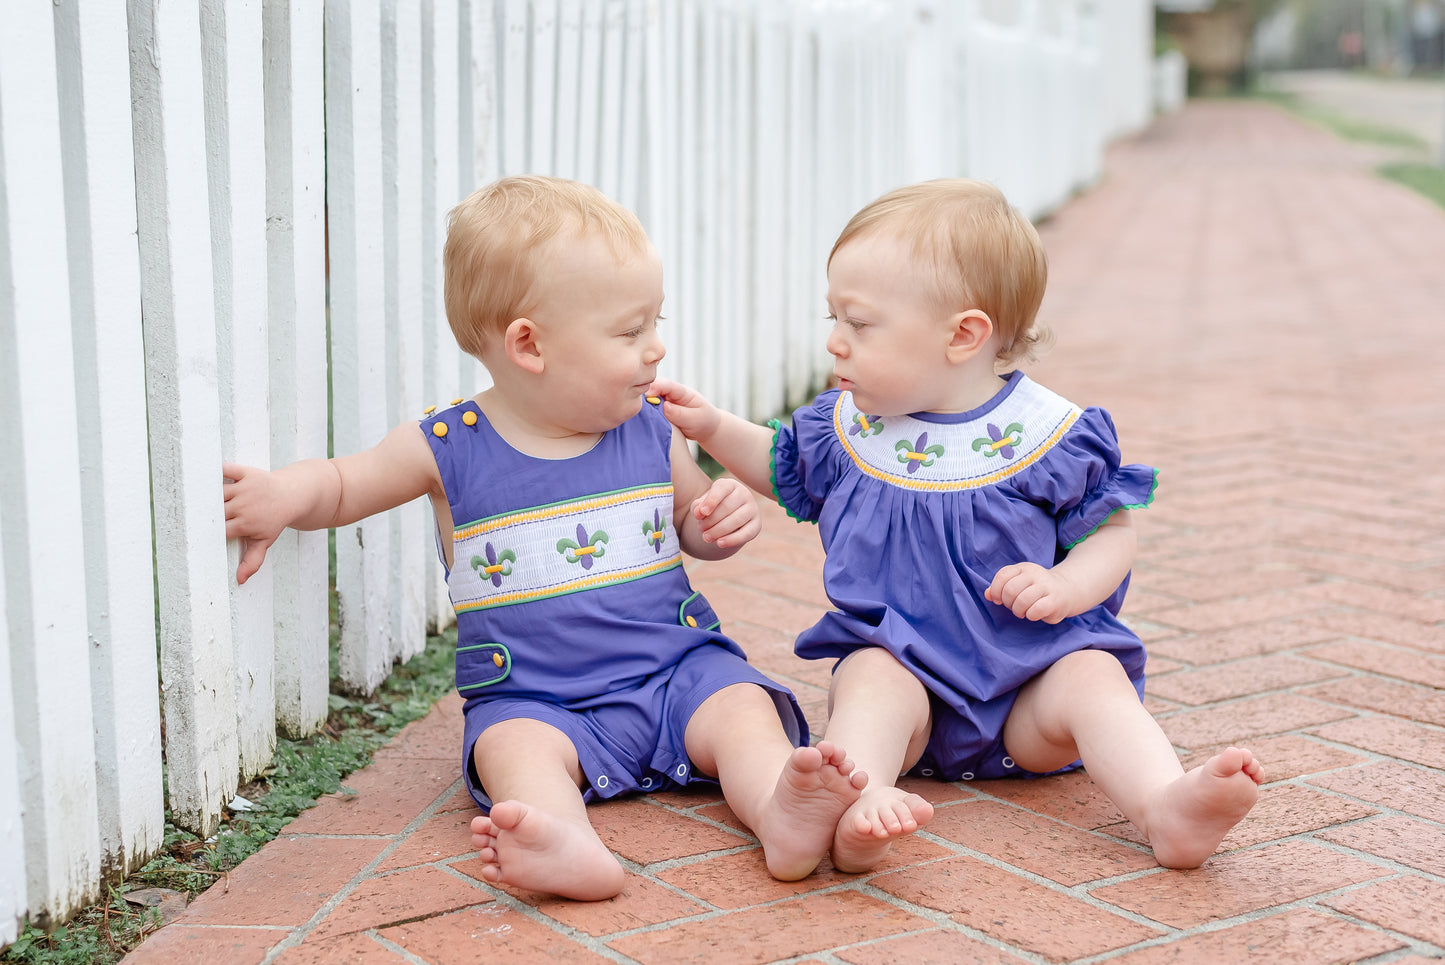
[384,0,430,664]
[616,0,646,215]
[458,0,494,397]
[751,1,788,420]
[203,0,279,780]
[0,3,103,923]
[575,0,605,185]
[555,0,584,179]
[785,3,821,405]
[422,0,465,633]
[530,0,560,174]
[327,0,397,695]
[53,0,165,876]
[129,0,241,837]
[263,0,331,740]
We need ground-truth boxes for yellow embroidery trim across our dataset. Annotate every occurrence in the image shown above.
[454,485,673,540]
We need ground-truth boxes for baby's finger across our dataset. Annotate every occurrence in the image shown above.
[702,507,760,547]
[235,537,273,585]
[1025,595,1065,624]
[1008,583,1048,618]
[986,564,1024,602]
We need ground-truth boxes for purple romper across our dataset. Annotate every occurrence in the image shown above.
[770,372,1157,781]
[423,399,808,812]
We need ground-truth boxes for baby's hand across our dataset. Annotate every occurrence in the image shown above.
[222,462,287,585]
[985,562,1078,624]
[649,377,722,443]
[690,476,760,550]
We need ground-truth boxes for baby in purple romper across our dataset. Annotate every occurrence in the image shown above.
[654,178,1263,873]
[222,176,867,900]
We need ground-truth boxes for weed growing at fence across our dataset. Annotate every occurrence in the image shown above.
[1,624,458,965]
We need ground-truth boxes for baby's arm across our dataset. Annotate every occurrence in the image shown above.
[985,512,1136,624]
[223,420,443,584]
[667,427,760,561]
[649,377,774,496]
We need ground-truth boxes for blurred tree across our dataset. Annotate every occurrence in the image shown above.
[1160,0,1286,93]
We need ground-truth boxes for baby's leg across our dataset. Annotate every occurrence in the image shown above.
[468,718,625,900]
[1003,650,1262,869]
[822,648,936,874]
[684,683,867,881]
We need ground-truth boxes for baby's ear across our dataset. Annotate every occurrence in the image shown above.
[946,309,994,361]
[504,317,545,373]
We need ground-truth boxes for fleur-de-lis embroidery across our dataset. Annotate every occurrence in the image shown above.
[470,542,517,587]
[895,431,945,474]
[641,508,667,553]
[556,522,609,569]
[972,422,1023,460]
[848,412,885,437]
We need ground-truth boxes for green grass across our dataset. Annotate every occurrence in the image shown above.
[1254,86,1445,211]
[3,620,458,964]
[1254,88,1430,149]
[1379,161,1445,210]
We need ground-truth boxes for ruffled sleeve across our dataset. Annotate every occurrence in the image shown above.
[769,390,845,523]
[1018,407,1158,549]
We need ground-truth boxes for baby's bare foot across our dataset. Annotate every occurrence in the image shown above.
[1145,746,1263,869]
[755,741,868,881]
[470,801,624,900]
[831,785,934,874]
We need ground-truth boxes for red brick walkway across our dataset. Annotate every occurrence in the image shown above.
[124,102,1445,964]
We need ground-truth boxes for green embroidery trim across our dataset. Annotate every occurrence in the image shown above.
[1061,468,1160,550]
[768,418,817,526]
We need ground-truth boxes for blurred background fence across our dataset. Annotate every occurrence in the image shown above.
[0,0,1165,939]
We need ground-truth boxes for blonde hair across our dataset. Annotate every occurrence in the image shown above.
[828,179,1050,364]
[443,176,651,357]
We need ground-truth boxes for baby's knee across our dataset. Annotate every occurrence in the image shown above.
[473,718,582,779]
[1052,648,1130,687]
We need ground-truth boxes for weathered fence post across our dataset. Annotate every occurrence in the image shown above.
[1,0,104,925]
[129,0,241,836]
[204,0,279,782]
[54,0,165,879]
[327,0,398,695]
[263,0,331,739]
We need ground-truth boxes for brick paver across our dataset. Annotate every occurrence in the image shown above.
[123,101,1445,963]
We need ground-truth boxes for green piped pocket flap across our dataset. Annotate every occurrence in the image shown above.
[678,592,721,632]
[457,642,512,692]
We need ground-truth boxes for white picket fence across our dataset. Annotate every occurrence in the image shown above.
[0,0,1156,940]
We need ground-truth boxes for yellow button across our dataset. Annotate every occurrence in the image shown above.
[432,422,448,438]
[492,652,504,667]
[462,410,478,426]
[646,396,661,405]
[423,405,437,415]
[685,615,697,628]
[451,397,464,405]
